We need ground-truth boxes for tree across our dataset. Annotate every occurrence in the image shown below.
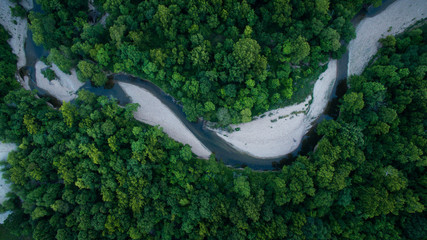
[286,36,311,63]
[60,102,77,127]
[315,0,330,15]
[109,23,126,47]
[10,4,27,18]
[190,45,210,67]
[320,27,341,52]
[47,47,75,74]
[204,101,215,112]
[216,107,231,125]
[232,38,261,71]
[271,0,292,27]
[340,92,364,115]
[91,72,108,87]
[96,47,110,67]
[77,60,96,82]
[234,176,250,198]
[28,12,57,49]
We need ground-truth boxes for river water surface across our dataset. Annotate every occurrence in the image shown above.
[24,0,395,170]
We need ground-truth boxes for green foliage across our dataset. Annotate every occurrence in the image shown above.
[76,60,107,86]
[46,47,75,74]
[0,26,19,99]
[232,38,262,71]
[282,36,311,63]
[340,92,364,116]
[0,3,424,240]
[320,27,341,52]
[10,4,27,18]
[91,72,108,86]
[27,0,373,124]
[314,23,427,231]
[41,68,56,81]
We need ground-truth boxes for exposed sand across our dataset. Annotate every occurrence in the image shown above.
[3,0,425,164]
[210,0,427,159]
[0,142,17,224]
[20,0,33,11]
[0,0,32,69]
[348,0,427,76]
[0,0,31,223]
[118,82,211,159]
[306,60,338,121]
[100,13,109,26]
[35,61,84,102]
[211,60,337,158]
[88,0,95,11]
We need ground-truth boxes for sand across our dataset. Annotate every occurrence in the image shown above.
[100,13,109,26]
[0,0,31,223]
[212,0,427,159]
[118,82,211,159]
[20,0,33,11]
[348,0,427,76]
[35,61,84,102]
[0,0,31,69]
[3,0,426,163]
[88,0,95,11]
[211,60,337,158]
[0,142,17,224]
[306,60,338,121]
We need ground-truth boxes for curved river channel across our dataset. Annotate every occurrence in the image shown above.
[23,0,396,170]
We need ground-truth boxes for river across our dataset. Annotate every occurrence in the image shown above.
[23,0,397,170]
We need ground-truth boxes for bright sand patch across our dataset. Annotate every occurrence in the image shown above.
[100,13,109,26]
[35,61,84,102]
[118,82,212,159]
[211,60,337,158]
[0,0,32,69]
[0,142,17,224]
[118,82,211,159]
[348,0,427,76]
[211,0,427,159]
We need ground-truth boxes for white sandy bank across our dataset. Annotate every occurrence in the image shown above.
[35,61,84,102]
[211,60,337,158]
[118,83,211,159]
[0,142,17,224]
[0,0,32,69]
[118,82,211,159]
[348,0,427,76]
[211,0,427,159]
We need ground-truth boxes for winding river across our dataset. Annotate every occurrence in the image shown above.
[22,0,409,170]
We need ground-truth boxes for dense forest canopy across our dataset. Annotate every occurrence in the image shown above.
[28,0,381,124]
[0,21,426,239]
[0,27,19,98]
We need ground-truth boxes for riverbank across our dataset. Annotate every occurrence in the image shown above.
[35,61,83,102]
[0,0,32,69]
[118,82,212,159]
[211,60,337,158]
[0,0,33,90]
[35,66,213,159]
[7,0,426,168]
[0,0,30,224]
[0,142,17,224]
[348,0,427,76]
[210,0,427,159]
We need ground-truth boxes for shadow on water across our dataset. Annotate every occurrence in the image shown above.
[23,0,395,170]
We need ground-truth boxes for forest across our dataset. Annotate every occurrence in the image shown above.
[27,0,382,124]
[0,18,426,239]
